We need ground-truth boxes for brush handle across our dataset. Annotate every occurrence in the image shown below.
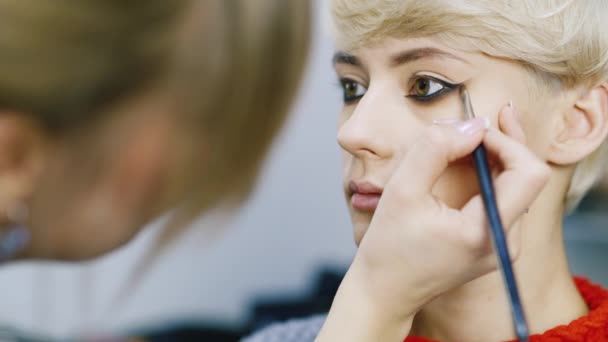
[472,144,530,342]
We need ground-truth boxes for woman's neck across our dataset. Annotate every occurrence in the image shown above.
[409,214,589,342]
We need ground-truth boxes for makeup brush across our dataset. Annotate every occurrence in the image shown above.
[459,86,530,342]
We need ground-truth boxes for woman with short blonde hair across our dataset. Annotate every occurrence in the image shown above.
[247,1,608,341]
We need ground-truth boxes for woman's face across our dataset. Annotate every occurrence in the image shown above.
[334,38,554,245]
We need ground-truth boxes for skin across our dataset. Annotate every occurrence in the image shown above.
[317,38,608,341]
[0,85,192,260]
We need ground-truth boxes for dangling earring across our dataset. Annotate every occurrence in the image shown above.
[0,202,30,261]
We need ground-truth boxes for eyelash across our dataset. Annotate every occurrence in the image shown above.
[337,75,460,105]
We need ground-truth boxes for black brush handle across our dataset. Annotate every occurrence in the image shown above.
[472,143,530,342]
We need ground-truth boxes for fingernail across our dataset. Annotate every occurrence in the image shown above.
[458,117,490,135]
[432,118,463,125]
[508,100,520,121]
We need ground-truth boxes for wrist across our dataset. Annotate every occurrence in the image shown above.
[316,264,415,341]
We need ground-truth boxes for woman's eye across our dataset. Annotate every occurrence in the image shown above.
[407,76,456,102]
[413,78,444,96]
[340,79,367,103]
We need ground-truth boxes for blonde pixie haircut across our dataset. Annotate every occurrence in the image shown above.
[331,0,608,212]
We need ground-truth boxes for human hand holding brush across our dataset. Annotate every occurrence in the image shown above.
[318,104,550,342]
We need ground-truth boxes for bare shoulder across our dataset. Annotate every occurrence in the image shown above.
[241,314,327,342]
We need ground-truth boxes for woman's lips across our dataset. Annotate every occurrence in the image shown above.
[351,193,381,211]
[349,181,383,212]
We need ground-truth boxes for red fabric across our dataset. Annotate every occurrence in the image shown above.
[404,277,608,342]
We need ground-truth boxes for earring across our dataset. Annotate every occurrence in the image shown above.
[0,202,30,261]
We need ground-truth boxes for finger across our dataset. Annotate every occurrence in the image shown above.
[463,126,550,229]
[387,117,489,203]
[486,126,550,227]
[498,103,526,144]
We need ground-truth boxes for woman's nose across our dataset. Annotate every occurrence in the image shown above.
[337,89,398,160]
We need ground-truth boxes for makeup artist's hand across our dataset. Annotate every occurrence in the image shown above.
[317,105,550,342]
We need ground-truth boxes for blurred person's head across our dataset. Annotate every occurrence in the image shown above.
[330,0,608,245]
[0,0,310,260]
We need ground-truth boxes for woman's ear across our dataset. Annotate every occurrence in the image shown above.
[0,114,46,221]
[548,83,608,165]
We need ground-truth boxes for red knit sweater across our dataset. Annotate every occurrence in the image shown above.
[405,278,608,342]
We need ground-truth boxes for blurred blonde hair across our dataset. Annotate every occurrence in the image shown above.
[331,0,608,212]
[0,0,310,224]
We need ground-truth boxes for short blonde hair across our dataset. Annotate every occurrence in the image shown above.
[173,0,312,216]
[331,0,608,212]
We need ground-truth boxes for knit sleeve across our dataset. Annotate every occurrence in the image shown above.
[240,314,327,342]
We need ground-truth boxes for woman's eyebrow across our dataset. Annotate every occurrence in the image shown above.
[390,47,470,67]
[332,47,469,69]
[332,51,361,66]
